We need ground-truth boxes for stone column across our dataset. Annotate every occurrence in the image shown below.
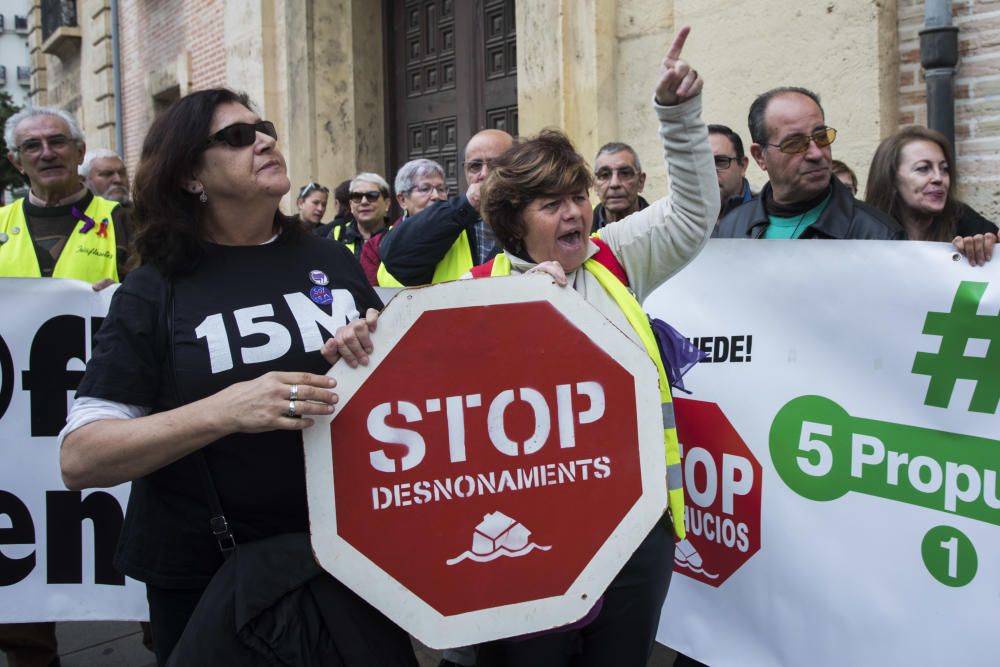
[269,0,387,212]
[516,0,619,165]
[80,0,117,151]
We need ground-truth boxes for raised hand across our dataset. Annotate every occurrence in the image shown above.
[654,26,702,107]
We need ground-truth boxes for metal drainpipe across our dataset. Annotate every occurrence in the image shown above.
[110,0,124,154]
[919,0,960,148]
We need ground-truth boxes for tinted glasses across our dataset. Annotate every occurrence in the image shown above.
[767,127,837,155]
[206,121,277,148]
[349,190,384,203]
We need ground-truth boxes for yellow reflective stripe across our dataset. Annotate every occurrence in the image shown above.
[0,200,43,277]
[489,252,512,276]
[430,229,474,283]
[661,402,676,429]
[376,262,404,287]
[666,463,683,492]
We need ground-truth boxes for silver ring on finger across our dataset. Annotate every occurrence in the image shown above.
[287,400,298,418]
[289,384,299,401]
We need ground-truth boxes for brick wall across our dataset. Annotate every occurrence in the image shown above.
[898,0,1000,221]
[118,0,224,170]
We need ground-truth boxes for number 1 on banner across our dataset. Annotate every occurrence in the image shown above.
[940,536,958,579]
[921,525,977,587]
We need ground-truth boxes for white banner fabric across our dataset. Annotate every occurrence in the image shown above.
[0,278,147,622]
[650,240,999,667]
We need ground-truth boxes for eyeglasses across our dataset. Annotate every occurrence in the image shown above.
[714,155,740,170]
[298,182,329,199]
[408,184,449,196]
[14,134,73,157]
[205,121,277,148]
[349,190,384,203]
[463,159,493,175]
[767,127,837,155]
[594,166,638,182]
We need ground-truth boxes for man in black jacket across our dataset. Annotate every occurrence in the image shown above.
[377,129,513,285]
[716,87,902,240]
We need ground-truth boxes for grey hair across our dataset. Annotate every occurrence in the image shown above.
[4,106,85,151]
[394,158,445,195]
[351,171,391,196]
[594,142,642,173]
[79,148,123,178]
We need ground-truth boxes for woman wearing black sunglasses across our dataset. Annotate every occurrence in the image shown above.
[58,89,416,666]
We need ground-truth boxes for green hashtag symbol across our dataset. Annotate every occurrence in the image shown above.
[912,281,999,414]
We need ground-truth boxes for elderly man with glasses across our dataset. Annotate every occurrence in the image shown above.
[591,142,649,231]
[378,128,513,286]
[0,107,129,287]
[716,87,901,240]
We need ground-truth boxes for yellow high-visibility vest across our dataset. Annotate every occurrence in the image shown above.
[0,196,120,283]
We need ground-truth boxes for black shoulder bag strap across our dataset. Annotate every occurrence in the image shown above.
[160,275,236,559]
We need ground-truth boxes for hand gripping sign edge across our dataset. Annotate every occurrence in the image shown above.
[303,276,667,649]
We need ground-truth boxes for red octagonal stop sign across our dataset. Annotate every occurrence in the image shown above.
[672,398,762,587]
[304,277,667,648]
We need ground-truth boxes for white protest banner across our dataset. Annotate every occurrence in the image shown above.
[0,278,148,623]
[648,240,999,667]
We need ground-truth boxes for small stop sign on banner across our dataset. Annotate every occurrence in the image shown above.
[672,398,762,587]
[304,277,667,648]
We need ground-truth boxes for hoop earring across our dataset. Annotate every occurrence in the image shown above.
[199,191,208,204]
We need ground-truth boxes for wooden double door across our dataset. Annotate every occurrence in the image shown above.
[387,0,517,194]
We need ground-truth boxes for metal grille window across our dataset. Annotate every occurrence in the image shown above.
[17,66,30,84]
[14,15,28,33]
[41,0,77,42]
[0,66,6,84]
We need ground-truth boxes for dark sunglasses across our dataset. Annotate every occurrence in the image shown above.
[767,127,837,155]
[349,190,384,203]
[206,121,277,148]
[298,182,330,199]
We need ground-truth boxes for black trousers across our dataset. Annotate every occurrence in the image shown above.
[477,514,675,667]
[145,584,206,667]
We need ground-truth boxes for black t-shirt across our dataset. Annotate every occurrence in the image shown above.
[77,231,382,588]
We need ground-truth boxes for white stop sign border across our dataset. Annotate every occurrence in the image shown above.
[303,275,667,649]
